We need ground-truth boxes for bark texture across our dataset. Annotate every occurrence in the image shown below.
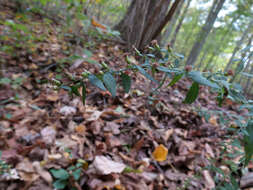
[185,0,226,66]
[114,0,170,49]
[114,0,182,49]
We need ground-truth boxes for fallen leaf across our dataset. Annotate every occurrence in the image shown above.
[48,153,62,160]
[203,170,215,189]
[55,135,78,151]
[92,156,126,175]
[41,126,56,145]
[60,106,77,116]
[75,125,86,135]
[104,122,120,135]
[86,110,103,121]
[209,116,218,126]
[33,161,53,184]
[152,144,168,162]
[205,143,215,158]
[91,18,107,30]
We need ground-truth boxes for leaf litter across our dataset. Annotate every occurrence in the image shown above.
[0,4,246,190]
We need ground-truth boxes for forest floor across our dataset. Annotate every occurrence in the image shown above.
[0,3,246,190]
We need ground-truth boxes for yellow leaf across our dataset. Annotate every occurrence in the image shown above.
[152,144,168,162]
[114,184,125,190]
[75,125,86,134]
[91,18,107,30]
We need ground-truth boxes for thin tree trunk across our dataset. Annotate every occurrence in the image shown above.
[225,19,253,71]
[151,0,182,42]
[230,35,253,83]
[239,59,250,84]
[244,57,253,94]
[197,28,217,69]
[161,0,185,47]
[185,0,226,66]
[196,47,209,69]
[204,15,240,68]
[182,23,196,53]
[170,0,192,48]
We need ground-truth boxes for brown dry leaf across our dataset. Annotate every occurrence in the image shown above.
[203,170,215,189]
[152,144,168,162]
[32,161,52,184]
[205,143,215,158]
[46,93,59,102]
[41,126,56,146]
[16,158,39,182]
[48,153,62,160]
[59,106,77,116]
[164,128,174,141]
[209,116,218,126]
[55,135,78,151]
[86,110,103,121]
[105,133,122,148]
[104,122,120,135]
[132,136,145,153]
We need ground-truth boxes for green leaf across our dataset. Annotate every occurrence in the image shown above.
[88,74,106,91]
[244,120,253,166]
[188,71,219,89]
[103,72,117,97]
[241,72,253,78]
[83,49,93,58]
[61,85,71,91]
[157,66,182,74]
[81,82,86,105]
[72,168,82,180]
[53,179,68,189]
[183,82,199,104]
[168,73,184,86]
[135,65,158,84]
[50,169,69,180]
[71,84,81,97]
[120,73,131,93]
[0,78,11,85]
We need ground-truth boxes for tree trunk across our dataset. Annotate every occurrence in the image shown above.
[204,15,240,69]
[230,35,253,83]
[161,0,185,47]
[115,0,182,49]
[196,47,209,69]
[225,19,253,71]
[185,0,225,66]
[244,56,253,94]
[170,0,192,48]
[197,28,217,69]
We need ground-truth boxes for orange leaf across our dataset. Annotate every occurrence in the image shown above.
[152,144,168,162]
[75,125,86,135]
[91,18,107,30]
[209,116,218,126]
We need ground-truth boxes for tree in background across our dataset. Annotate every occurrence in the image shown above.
[114,0,182,49]
[169,0,192,48]
[225,19,253,71]
[161,0,185,47]
[185,0,226,66]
